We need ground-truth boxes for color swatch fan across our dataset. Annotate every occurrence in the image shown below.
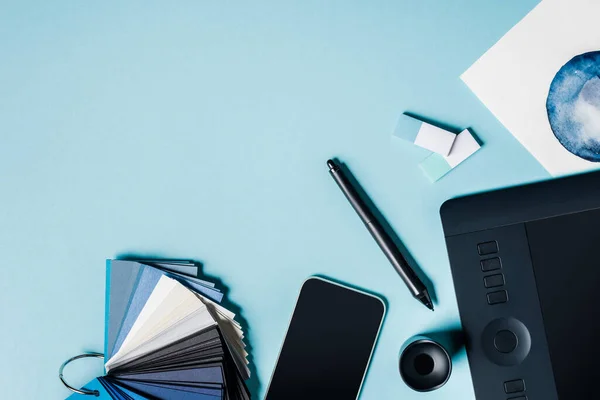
[67,259,250,399]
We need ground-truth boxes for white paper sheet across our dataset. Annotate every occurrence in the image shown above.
[461,0,600,176]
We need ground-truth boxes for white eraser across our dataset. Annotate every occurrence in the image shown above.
[445,129,481,167]
[419,128,482,182]
[413,122,457,156]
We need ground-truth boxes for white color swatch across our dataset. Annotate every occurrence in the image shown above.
[104,274,250,377]
[461,0,600,176]
[105,276,217,371]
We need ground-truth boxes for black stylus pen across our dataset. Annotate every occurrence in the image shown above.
[327,159,434,311]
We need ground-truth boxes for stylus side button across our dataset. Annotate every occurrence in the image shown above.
[481,257,501,272]
[478,241,498,255]
[484,274,505,288]
[504,379,526,393]
[487,290,508,305]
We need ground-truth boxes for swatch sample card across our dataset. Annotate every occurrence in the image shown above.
[462,0,600,176]
[68,259,250,400]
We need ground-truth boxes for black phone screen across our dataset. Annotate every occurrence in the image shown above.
[265,277,385,400]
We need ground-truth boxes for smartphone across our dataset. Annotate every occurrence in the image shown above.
[265,277,386,400]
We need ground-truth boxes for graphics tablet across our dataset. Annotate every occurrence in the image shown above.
[441,170,600,400]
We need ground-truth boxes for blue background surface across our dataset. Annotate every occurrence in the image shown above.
[0,1,546,398]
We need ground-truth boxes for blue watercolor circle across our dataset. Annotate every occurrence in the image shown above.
[547,51,600,162]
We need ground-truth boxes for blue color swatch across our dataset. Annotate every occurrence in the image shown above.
[73,260,250,400]
[547,51,600,161]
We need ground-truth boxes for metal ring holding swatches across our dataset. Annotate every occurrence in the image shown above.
[58,353,104,396]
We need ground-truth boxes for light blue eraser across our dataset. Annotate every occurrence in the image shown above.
[419,153,452,182]
[393,113,423,142]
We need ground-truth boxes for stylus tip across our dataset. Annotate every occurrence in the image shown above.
[419,290,434,311]
[327,159,338,171]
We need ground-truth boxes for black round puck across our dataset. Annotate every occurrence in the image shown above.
[399,338,452,392]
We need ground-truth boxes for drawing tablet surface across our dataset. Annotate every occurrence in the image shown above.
[441,170,600,400]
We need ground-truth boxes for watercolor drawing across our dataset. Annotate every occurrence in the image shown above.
[462,0,600,175]
[547,51,600,162]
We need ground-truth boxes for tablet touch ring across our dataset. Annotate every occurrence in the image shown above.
[481,318,531,366]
